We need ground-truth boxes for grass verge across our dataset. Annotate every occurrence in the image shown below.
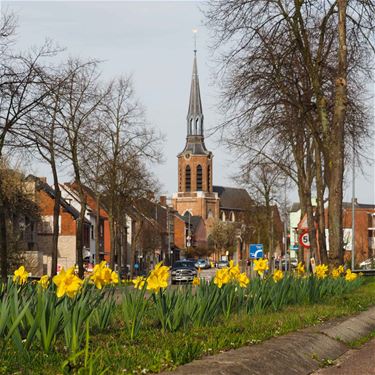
[2,277,375,375]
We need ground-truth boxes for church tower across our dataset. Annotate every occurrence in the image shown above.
[172,50,220,221]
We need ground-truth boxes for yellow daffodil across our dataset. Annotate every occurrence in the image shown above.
[214,268,230,288]
[228,260,241,280]
[296,262,305,276]
[315,264,328,279]
[345,269,357,282]
[331,268,340,278]
[13,265,29,285]
[253,258,269,277]
[192,276,200,286]
[132,276,146,289]
[146,262,170,293]
[90,261,118,289]
[111,271,119,284]
[38,275,49,289]
[272,269,284,283]
[338,265,345,274]
[52,267,83,298]
[237,272,250,288]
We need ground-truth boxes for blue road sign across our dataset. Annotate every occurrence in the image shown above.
[249,244,264,259]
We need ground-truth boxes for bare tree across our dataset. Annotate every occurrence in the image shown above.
[205,0,374,265]
[98,77,162,270]
[56,59,107,278]
[0,12,59,280]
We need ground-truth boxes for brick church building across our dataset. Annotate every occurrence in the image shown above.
[172,50,253,260]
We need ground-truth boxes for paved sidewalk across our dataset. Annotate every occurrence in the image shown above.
[313,338,375,375]
[163,306,375,375]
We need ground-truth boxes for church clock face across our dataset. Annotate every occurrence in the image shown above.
[185,153,191,160]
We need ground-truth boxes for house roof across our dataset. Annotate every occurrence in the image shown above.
[213,185,252,211]
[290,201,375,213]
[27,175,81,220]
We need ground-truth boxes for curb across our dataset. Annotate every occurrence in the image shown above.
[162,306,375,375]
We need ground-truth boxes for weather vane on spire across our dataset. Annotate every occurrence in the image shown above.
[192,28,198,54]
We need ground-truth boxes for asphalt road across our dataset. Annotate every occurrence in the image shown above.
[313,338,375,375]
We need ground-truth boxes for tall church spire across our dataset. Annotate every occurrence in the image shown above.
[186,50,204,136]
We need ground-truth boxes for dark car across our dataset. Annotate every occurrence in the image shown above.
[171,260,197,284]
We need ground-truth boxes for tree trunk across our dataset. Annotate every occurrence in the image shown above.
[51,165,60,277]
[315,144,328,265]
[0,205,8,282]
[328,0,347,266]
[108,213,115,269]
[306,197,318,264]
[95,194,100,265]
[76,203,86,278]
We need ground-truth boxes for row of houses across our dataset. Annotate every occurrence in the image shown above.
[17,175,192,276]
[289,199,375,265]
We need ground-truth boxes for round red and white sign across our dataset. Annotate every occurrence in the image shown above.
[299,230,311,248]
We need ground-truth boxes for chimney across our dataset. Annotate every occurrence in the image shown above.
[159,195,167,207]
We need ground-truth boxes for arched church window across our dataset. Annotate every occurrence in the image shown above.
[221,211,226,221]
[196,165,202,191]
[230,211,235,222]
[195,118,199,134]
[185,165,191,192]
[207,209,213,218]
[207,165,211,191]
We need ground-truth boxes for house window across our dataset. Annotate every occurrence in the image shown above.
[185,165,191,192]
[196,165,202,191]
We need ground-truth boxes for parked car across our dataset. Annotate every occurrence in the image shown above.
[195,259,210,269]
[359,258,375,270]
[217,260,229,268]
[171,260,197,284]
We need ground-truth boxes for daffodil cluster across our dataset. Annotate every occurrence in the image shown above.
[38,275,49,289]
[213,260,249,288]
[146,262,170,293]
[315,264,328,279]
[13,266,29,285]
[52,267,83,298]
[272,269,284,283]
[192,276,200,286]
[253,258,269,277]
[90,261,119,289]
[296,262,305,277]
[132,276,146,290]
[345,269,357,282]
[331,265,345,278]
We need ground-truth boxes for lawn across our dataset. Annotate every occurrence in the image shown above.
[1,275,375,375]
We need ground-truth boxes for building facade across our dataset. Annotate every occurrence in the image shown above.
[172,51,253,260]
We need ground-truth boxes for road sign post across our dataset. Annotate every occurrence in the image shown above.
[249,244,264,259]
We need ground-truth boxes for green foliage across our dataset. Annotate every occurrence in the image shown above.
[120,285,148,340]
[0,273,372,374]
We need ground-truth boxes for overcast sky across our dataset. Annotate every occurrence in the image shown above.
[3,1,375,204]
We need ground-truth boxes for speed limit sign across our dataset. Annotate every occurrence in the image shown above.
[299,230,311,248]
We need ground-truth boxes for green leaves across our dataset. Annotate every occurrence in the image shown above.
[120,285,149,340]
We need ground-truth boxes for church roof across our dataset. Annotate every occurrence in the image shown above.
[187,53,203,121]
[213,185,253,211]
[179,51,209,156]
